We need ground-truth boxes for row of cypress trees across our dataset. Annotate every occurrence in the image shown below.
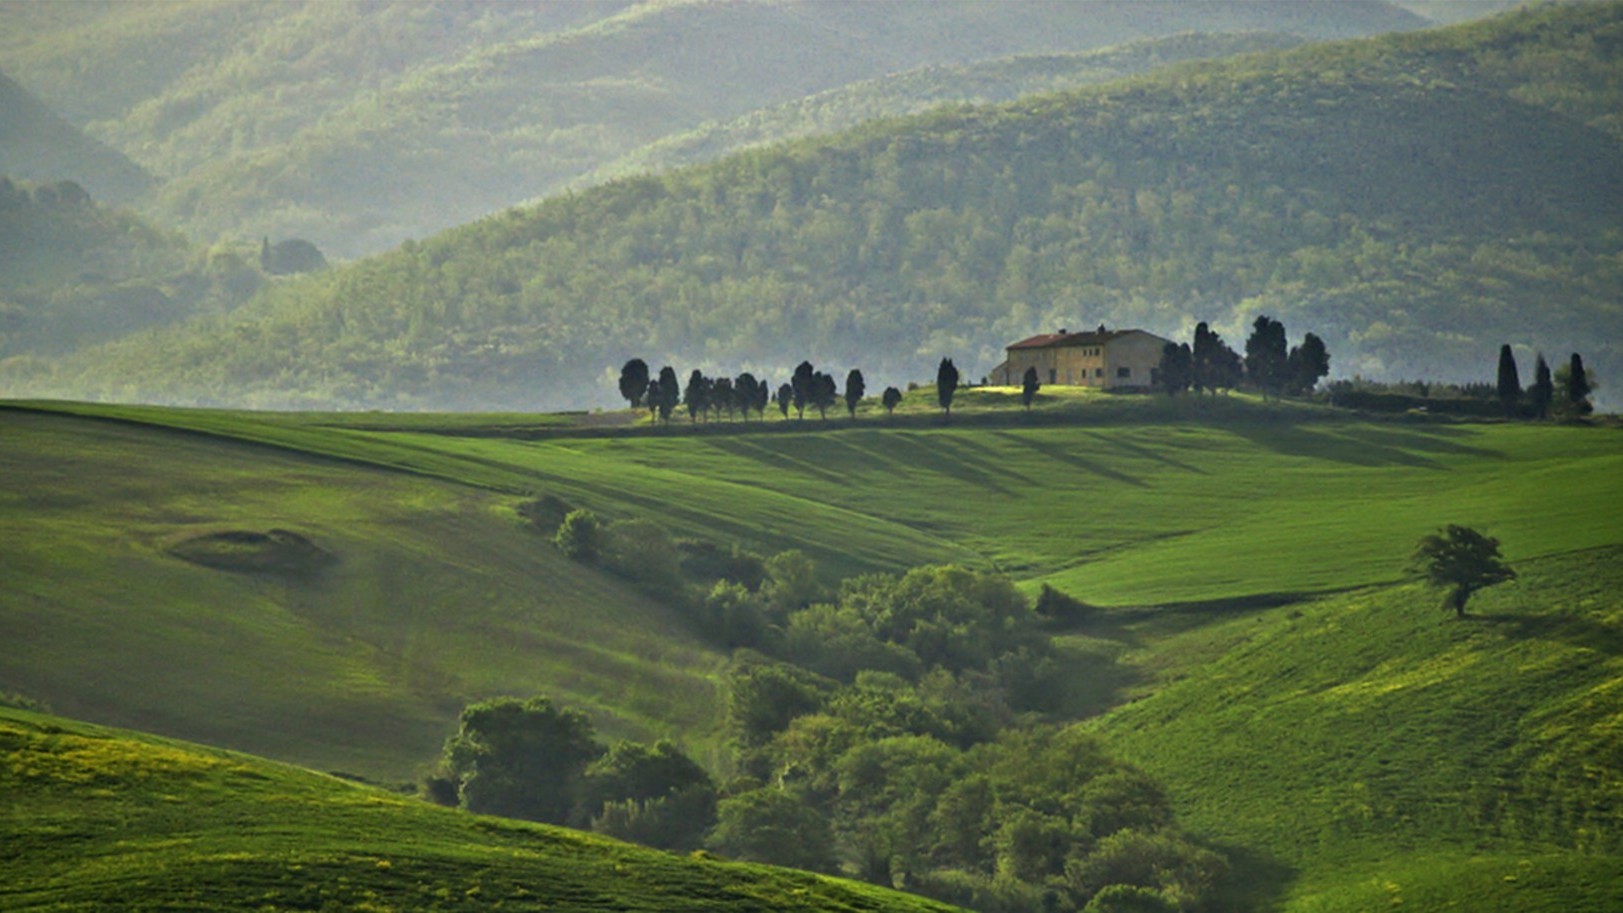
[616,357,966,422]
[1496,347,1593,418]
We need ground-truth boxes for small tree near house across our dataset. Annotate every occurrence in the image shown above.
[881,386,903,415]
[1021,366,1041,409]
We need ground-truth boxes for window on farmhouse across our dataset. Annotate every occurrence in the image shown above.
[1049,368,1056,384]
[1095,368,1103,378]
[1117,367,1131,379]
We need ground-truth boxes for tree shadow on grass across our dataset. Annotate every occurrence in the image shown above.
[988,430,1148,488]
[1465,611,1623,657]
[704,435,849,486]
[1204,840,1296,913]
[1222,422,1446,468]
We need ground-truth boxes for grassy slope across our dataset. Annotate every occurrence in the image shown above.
[0,407,728,781]
[1085,547,1623,911]
[4,399,1620,910]
[27,394,1619,605]
[0,707,961,912]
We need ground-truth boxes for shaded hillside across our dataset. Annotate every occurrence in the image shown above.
[0,0,1424,256]
[577,32,1313,189]
[1,707,961,912]
[0,70,152,202]
[0,178,262,360]
[10,2,1617,411]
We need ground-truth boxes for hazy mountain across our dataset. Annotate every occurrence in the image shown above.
[0,0,1427,257]
[575,31,1314,191]
[6,2,1614,412]
[0,70,153,203]
[0,177,261,361]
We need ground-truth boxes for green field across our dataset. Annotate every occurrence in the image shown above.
[1086,547,1623,910]
[4,397,1620,910]
[0,406,729,781]
[0,706,961,912]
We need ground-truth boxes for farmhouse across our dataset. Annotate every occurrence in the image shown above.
[989,325,1171,389]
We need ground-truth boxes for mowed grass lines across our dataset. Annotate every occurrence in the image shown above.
[0,708,963,913]
[0,409,727,781]
[365,416,1623,605]
[15,400,1621,604]
[1087,547,1623,912]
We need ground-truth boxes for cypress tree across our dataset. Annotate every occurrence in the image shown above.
[1496,345,1521,416]
[1529,354,1553,419]
[1566,352,1593,416]
[937,358,960,418]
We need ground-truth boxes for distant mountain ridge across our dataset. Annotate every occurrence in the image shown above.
[0,70,153,203]
[6,1,1614,412]
[0,0,1427,257]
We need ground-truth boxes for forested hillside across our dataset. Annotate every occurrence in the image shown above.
[7,2,1615,411]
[0,0,1425,256]
[575,32,1312,189]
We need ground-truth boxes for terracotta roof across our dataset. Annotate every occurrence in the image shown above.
[1007,329,1129,350]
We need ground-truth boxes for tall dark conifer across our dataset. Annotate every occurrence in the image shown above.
[937,358,960,418]
[1566,352,1593,416]
[1529,354,1553,419]
[844,369,866,418]
[1496,345,1521,417]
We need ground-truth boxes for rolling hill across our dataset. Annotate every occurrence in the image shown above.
[3,395,1619,910]
[0,705,962,912]
[5,396,1619,778]
[6,2,1616,411]
[0,0,1426,257]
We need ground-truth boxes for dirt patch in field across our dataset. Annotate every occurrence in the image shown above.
[167,529,336,576]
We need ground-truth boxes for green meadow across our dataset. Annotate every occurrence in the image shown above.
[3,396,1620,910]
[0,706,961,912]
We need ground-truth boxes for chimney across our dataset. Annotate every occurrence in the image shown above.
[1097,323,1107,334]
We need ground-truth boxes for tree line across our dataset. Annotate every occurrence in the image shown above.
[1150,315,1328,399]
[1496,346,1594,420]
[618,357,962,422]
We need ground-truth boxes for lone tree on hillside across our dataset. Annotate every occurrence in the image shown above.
[775,382,792,418]
[937,358,960,418]
[618,358,650,409]
[844,369,866,418]
[1529,354,1554,419]
[881,386,903,415]
[1495,345,1522,417]
[1411,525,1516,618]
[1021,366,1040,409]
